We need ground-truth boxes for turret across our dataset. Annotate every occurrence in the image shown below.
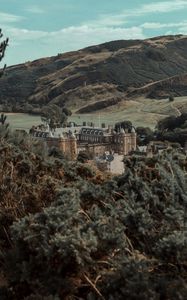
[69,134,77,160]
[58,133,66,153]
[131,127,137,151]
[120,128,125,135]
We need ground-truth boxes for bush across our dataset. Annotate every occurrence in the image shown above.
[4,188,126,298]
[77,151,90,163]
[2,149,187,299]
[169,95,174,102]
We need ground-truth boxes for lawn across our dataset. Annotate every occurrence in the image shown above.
[2,96,187,131]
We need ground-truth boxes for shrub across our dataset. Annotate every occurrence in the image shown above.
[169,94,174,102]
[1,141,187,299]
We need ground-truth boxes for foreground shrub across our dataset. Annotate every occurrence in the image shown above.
[4,188,127,298]
[1,148,187,299]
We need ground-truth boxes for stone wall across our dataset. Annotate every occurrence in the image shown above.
[46,137,77,160]
[78,143,112,156]
[77,132,136,156]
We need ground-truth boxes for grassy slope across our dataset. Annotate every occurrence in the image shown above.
[4,96,187,130]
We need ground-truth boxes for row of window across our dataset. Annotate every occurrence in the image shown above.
[32,131,49,138]
[78,135,103,143]
[80,128,104,136]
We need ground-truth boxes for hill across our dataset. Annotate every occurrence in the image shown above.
[0,34,187,113]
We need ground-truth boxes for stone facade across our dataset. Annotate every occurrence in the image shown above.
[47,136,77,160]
[76,127,136,156]
[31,125,137,160]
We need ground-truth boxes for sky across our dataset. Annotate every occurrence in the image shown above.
[1,0,187,66]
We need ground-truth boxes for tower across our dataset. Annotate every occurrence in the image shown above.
[118,127,137,155]
[58,133,66,154]
[69,133,77,160]
[131,127,137,151]
[119,128,128,155]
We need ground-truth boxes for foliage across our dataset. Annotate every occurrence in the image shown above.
[0,28,8,77]
[114,120,132,132]
[41,104,71,130]
[0,113,7,125]
[1,145,187,299]
[62,107,72,116]
[155,113,187,146]
[156,113,187,131]
[136,126,154,145]
[77,151,93,163]
[1,33,187,300]
[0,125,106,254]
[169,94,174,102]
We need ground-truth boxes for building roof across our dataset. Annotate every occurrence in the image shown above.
[79,127,104,136]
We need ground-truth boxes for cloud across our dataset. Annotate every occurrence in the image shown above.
[85,1,187,28]
[6,28,48,41]
[140,21,187,29]
[0,11,23,23]
[85,14,128,27]
[178,24,187,34]
[4,25,145,65]
[24,5,45,14]
[5,25,145,44]
[139,0,187,14]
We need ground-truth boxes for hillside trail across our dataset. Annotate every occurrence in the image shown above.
[170,103,182,116]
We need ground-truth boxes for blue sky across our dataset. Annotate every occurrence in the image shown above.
[1,0,187,65]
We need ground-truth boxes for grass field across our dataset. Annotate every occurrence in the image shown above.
[3,96,187,130]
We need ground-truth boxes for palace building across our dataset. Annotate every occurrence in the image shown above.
[30,123,137,160]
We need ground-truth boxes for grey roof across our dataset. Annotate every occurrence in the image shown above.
[80,127,104,136]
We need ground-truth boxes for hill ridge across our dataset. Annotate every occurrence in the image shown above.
[0,34,187,113]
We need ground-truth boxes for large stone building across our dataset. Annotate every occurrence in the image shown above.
[30,123,137,160]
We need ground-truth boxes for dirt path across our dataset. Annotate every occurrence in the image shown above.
[170,103,182,116]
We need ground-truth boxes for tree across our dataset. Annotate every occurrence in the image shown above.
[0,28,8,77]
[115,120,132,132]
[62,107,72,116]
[77,151,92,163]
[136,126,154,145]
[0,113,7,125]
[156,115,177,131]
[0,30,8,126]
[41,104,69,130]
[156,114,187,132]
[155,114,187,146]
[169,94,174,102]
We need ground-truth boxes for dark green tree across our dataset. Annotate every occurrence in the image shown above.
[155,113,187,146]
[0,113,7,125]
[62,107,72,116]
[77,151,89,163]
[169,94,174,102]
[136,126,154,145]
[0,28,8,77]
[115,120,132,132]
[41,104,68,130]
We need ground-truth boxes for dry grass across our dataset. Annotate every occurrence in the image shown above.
[3,96,187,130]
[70,96,187,129]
